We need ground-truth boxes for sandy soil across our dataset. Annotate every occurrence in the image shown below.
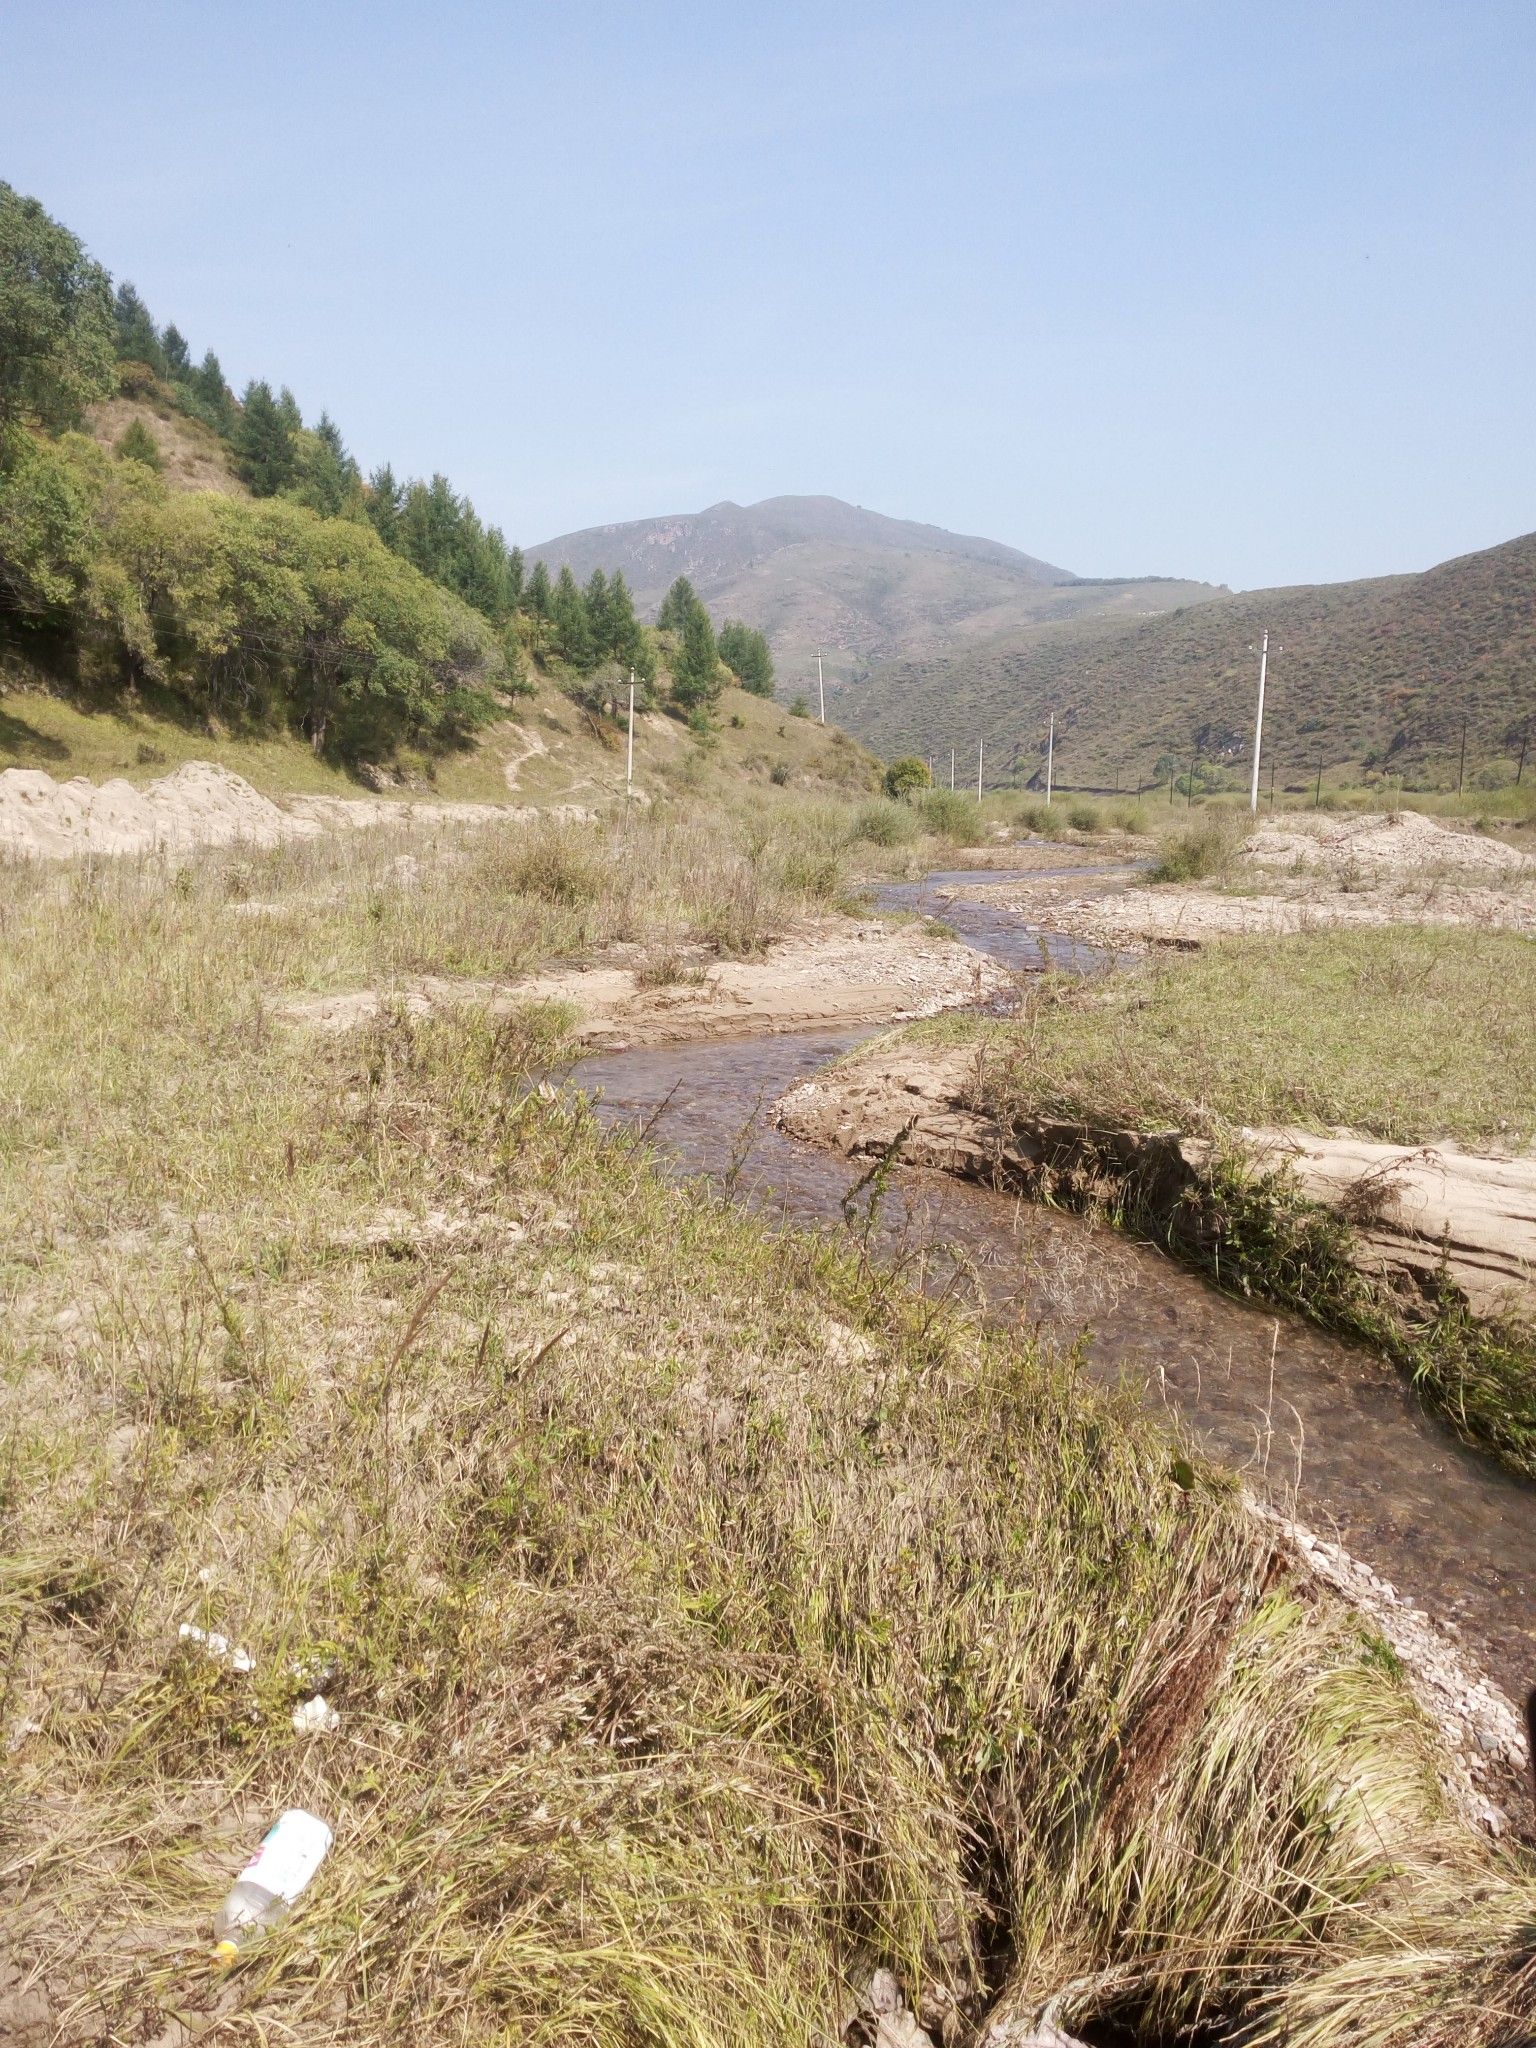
[0,761,588,860]
[281,919,1009,1045]
[946,812,1536,947]
[777,1039,1536,1319]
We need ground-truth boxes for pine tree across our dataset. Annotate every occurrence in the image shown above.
[550,564,594,671]
[191,350,235,431]
[293,410,359,517]
[506,543,525,612]
[657,574,699,634]
[235,380,299,495]
[461,517,517,622]
[670,602,720,709]
[367,464,404,548]
[112,283,164,370]
[399,474,465,589]
[160,323,191,377]
[603,571,641,668]
[583,568,610,653]
[718,620,774,696]
[524,559,552,619]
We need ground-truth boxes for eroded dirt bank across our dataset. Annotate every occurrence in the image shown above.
[282,917,1009,1043]
[774,1036,1536,1320]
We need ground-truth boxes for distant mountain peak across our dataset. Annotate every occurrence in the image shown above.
[524,495,1219,686]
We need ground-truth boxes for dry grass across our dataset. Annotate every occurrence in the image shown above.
[1,834,1535,2044]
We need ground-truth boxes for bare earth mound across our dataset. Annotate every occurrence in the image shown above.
[0,762,562,861]
[946,812,1536,948]
[1245,809,1536,878]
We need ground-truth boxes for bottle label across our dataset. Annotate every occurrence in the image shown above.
[240,1809,333,1904]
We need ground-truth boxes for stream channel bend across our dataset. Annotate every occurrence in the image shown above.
[571,868,1536,1702]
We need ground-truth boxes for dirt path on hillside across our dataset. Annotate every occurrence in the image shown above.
[281,919,1009,1044]
[776,1037,1536,1319]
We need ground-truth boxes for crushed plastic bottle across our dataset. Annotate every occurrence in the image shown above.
[212,1809,332,1963]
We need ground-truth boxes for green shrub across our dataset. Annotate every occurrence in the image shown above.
[919,789,982,844]
[114,418,162,470]
[1147,813,1248,883]
[1066,801,1100,832]
[882,755,931,799]
[497,823,606,906]
[852,798,918,847]
[1107,803,1148,833]
[1015,797,1066,837]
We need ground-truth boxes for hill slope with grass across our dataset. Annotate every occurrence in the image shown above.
[528,495,1224,700]
[0,184,884,810]
[841,530,1536,791]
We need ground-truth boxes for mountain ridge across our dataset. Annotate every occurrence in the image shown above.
[526,494,1225,692]
[837,529,1536,791]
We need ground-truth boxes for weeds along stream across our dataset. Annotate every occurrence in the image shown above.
[571,878,1536,1706]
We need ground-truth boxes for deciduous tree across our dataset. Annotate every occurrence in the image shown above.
[0,183,116,429]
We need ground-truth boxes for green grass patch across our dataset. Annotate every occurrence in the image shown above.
[992,927,1536,1148]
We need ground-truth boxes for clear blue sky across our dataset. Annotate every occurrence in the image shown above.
[6,1,1533,588]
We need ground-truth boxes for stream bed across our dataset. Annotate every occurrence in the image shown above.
[570,872,1536,1702]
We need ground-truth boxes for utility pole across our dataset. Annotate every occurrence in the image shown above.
[976,738,984,801]
[1249,629,1271,813]
[1314,754,1324,808]
[1045,713,1054,805]
[1518,726,1530,786]
[626,669,636,802]
[817,649,825,725]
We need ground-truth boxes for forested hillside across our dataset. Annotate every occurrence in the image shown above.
[0,185,776,767]
[841,535,1536,792]
[529,496,1224,699]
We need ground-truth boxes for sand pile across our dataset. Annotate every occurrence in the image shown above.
[0,763,320,860]
[1246,810,1534,877]
[0,761,585,861]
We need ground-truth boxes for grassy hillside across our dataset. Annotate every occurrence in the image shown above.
[843,531,1536,792]
[0,667,879,808]
[528,496,1224,702]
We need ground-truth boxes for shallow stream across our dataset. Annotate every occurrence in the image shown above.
[572,869,1536,1700]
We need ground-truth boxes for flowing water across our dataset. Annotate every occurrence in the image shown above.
[570,870,1536,1700]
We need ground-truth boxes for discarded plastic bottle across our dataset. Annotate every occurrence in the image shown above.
[212,1809,332,1963]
